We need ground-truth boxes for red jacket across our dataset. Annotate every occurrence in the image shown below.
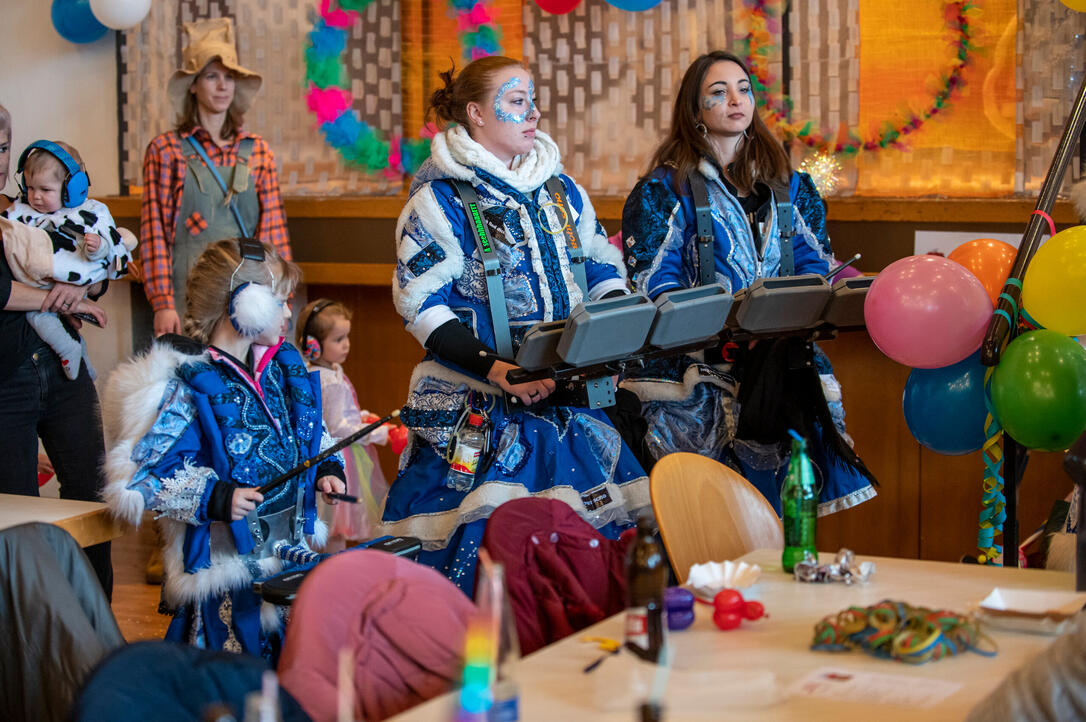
[482,498,635,655]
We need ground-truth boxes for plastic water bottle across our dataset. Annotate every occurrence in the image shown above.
[624,514,666,664]
[488,562,521,722]
[446,413,487,492]
[781,430,818,573]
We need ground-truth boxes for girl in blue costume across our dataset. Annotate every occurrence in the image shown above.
[621,51,875,516]
[381,56,649,594]
[102,239,345,658]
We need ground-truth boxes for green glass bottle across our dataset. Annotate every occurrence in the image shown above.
[781,430,818,573]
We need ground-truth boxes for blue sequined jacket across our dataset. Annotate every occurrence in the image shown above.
[392,126,628,449]
[103,338,340,610]
[622,159,831,299]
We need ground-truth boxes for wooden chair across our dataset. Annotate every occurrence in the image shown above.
[650,452,784,584]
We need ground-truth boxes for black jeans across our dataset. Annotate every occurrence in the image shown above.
[0,341,113,600]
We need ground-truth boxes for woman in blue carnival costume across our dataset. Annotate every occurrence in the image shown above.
[382,56,649,594]
[621,51,876,517]
[102,238,345,658]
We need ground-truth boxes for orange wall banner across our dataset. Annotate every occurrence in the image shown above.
[856,0,1017,196]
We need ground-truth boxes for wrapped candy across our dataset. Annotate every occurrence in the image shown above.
[793,548,875,585]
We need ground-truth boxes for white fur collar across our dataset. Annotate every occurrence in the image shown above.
[102,342,208,524]
[429,125,562,193]
[698,158,721,181]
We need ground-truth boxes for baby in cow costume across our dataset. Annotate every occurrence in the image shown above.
[0,140,135,378]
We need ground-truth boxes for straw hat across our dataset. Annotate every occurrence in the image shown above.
[167,17,263,120]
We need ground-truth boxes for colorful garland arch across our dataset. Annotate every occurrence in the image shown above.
[740,0,979,156]
[304,0,503,177]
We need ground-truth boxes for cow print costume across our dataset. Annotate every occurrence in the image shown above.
[1,199,136,380]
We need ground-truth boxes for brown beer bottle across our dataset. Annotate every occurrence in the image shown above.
[624,514,666,663]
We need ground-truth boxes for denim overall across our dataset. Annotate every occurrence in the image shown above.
[171,136,260,315]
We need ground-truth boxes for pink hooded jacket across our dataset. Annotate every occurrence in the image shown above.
[278,550,475,721]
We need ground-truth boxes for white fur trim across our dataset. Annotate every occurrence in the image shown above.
[621,360,732,403]
[1048,532,1075,572]
[230,283,281,338]
[589,278,629,301]
[159,517,278,608]
[159,515,329,611]
[378,476,650,550]
[698,158,720,181]
[407,305,458,347]
[573,179,627,284]
[101,343,209,524]
[393,184,466,323]
[408,359,502,398]
[1072,181,1086,223]
[260,602,281,632]
[430,126,561,194]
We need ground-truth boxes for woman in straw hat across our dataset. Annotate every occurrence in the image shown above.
[139,17,291,342]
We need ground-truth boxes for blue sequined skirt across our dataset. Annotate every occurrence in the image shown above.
[382,403,650,594]
[629,349,875,517]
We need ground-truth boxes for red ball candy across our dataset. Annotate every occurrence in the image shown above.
[742,600,765,621]
[712,610,742,631]
[713,589,745,615]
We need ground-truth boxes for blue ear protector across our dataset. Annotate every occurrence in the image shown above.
[228,238,282,338]
[16,140,90,208]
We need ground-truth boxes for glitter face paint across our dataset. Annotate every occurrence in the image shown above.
[701,81,753,111]
[493,76,536,124]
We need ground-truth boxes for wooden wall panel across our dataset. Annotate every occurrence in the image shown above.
[919,445,1070,563]
[817,333,921,559]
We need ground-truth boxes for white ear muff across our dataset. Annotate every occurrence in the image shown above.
[229,282,282,338]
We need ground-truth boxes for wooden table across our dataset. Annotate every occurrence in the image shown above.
[0,494,125,547]
[391,549,1075,721]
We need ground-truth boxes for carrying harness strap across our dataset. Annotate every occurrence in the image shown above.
[543,177,589,298]
[450,178,590,361]
[688,171,716,287]
[186,136,254,239]
[451,179,514,359]
[688,170,798,285]
[777,193,796,277]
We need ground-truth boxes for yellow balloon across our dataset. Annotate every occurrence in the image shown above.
[1022,225,1086,336]
[1062,0,1086,11]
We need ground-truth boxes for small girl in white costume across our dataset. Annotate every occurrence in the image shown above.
[297,298,392,549]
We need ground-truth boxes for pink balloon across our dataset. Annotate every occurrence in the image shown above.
[864,255,991,369]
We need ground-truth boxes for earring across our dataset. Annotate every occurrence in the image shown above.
[696,121,708,137]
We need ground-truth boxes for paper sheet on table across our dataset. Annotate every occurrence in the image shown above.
[592,653,780,712]
[787,667,962,709]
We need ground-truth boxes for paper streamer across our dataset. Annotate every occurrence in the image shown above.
[741,0,979,157]
[304,0,500,175]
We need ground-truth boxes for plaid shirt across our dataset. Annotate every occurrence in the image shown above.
[139,127,291,312]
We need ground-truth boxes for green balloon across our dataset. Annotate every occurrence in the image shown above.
[991,330,1086,451]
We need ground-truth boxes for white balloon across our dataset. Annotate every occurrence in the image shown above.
[89,0,151,30]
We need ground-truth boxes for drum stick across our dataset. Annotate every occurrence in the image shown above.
[257,410,400,495]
